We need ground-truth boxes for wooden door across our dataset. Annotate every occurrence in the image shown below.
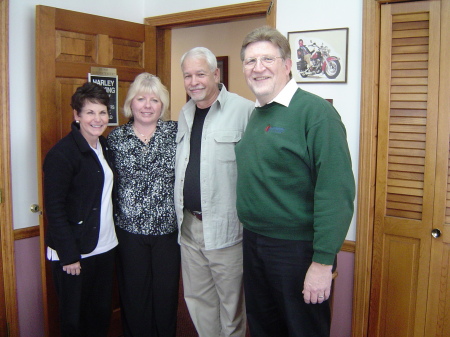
[36,5,155,336]
[369,1,450,336]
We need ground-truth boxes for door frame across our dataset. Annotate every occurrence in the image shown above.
[352,0,380,335]
[0,0,20,336]
[144,0,276,118]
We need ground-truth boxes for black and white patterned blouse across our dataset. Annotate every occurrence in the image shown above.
[107,119,178,235]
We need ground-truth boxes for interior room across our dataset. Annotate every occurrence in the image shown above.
[1,0,449,336]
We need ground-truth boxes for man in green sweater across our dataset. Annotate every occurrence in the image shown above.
[236,26,355,337]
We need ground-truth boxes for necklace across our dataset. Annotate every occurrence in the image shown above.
[133,124,154,143]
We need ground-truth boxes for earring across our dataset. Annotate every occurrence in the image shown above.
[75,120,80,123]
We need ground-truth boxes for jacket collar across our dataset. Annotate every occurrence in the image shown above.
[70,121,100,153]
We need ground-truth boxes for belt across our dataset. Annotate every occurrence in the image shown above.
[186,209,202,221]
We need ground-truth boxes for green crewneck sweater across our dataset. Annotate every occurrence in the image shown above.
[235,88,355,265]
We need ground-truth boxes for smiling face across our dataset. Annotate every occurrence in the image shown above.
[243,41,292,106]
[130,91,162,127]
[74,100,109,147]
[182,56,220,109]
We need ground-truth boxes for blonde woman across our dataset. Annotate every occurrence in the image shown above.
[107,73,179,337]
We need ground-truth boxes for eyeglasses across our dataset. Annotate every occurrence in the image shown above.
[243,56,283,69]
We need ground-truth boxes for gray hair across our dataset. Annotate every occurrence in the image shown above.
[123,72,170,120]
[181,47,217,72]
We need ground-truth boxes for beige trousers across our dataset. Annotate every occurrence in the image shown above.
[304,53,312,68]
[180,211,246,337]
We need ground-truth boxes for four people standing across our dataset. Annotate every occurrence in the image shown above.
[236,26,355,337]
[107,73,180,337]
[44,26,354,337]
[174,47,254,337]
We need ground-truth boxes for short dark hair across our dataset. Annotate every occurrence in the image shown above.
[70,82,110,114]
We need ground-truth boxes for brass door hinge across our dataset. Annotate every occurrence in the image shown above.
[267,1,274,15]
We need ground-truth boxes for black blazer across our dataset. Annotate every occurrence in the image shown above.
[43,122,114,266]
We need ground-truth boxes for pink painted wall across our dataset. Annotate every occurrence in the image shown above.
[331,251,355,337]
[15,237,44,337]
[14,237,355,337]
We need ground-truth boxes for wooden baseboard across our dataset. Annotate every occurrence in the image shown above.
[14,226,40,240]
[342,240,356,253]
[13,226,356,255]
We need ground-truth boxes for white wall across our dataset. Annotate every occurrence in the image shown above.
[9,0,361,240]
[9,0,145,230]
[276,1,363,240]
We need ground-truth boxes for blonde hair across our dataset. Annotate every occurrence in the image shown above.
[123,73,170,120]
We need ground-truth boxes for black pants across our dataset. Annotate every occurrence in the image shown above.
[116,228,181,337]
[243,229,332,337]
[51,248,116,337]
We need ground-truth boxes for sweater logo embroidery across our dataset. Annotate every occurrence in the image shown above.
[265,125,285,134]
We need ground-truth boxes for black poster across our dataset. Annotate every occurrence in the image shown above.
[88,74,119,125]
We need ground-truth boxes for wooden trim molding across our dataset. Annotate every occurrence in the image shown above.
[352,0,381,336]
[0,0,20,335]
[145,0,274,28]
[341,240,356,253]
[14,226,40,241]
[13,226,354,248]
[12,226,355,251]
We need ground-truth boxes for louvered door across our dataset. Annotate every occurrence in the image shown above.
[369,1,444,336]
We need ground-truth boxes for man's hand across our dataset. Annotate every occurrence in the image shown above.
[62,261,81,275]
[302,261,333,304]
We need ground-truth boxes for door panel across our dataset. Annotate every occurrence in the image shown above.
[369,1,441,336]
[36,5,153,336]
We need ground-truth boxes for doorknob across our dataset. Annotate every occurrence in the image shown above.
[431,228,441,238]
[30,204,41,213]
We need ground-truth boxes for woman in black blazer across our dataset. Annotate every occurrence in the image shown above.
[43,82,118,337]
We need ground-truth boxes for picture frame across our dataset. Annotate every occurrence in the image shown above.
[288,28,348,83]
[217,56,229,89]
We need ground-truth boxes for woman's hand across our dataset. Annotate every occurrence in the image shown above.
[62,261,81,275]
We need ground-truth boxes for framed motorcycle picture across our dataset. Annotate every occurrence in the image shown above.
[288,28,348,83]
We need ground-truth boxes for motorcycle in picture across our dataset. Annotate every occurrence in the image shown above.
[297,41,341,79]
